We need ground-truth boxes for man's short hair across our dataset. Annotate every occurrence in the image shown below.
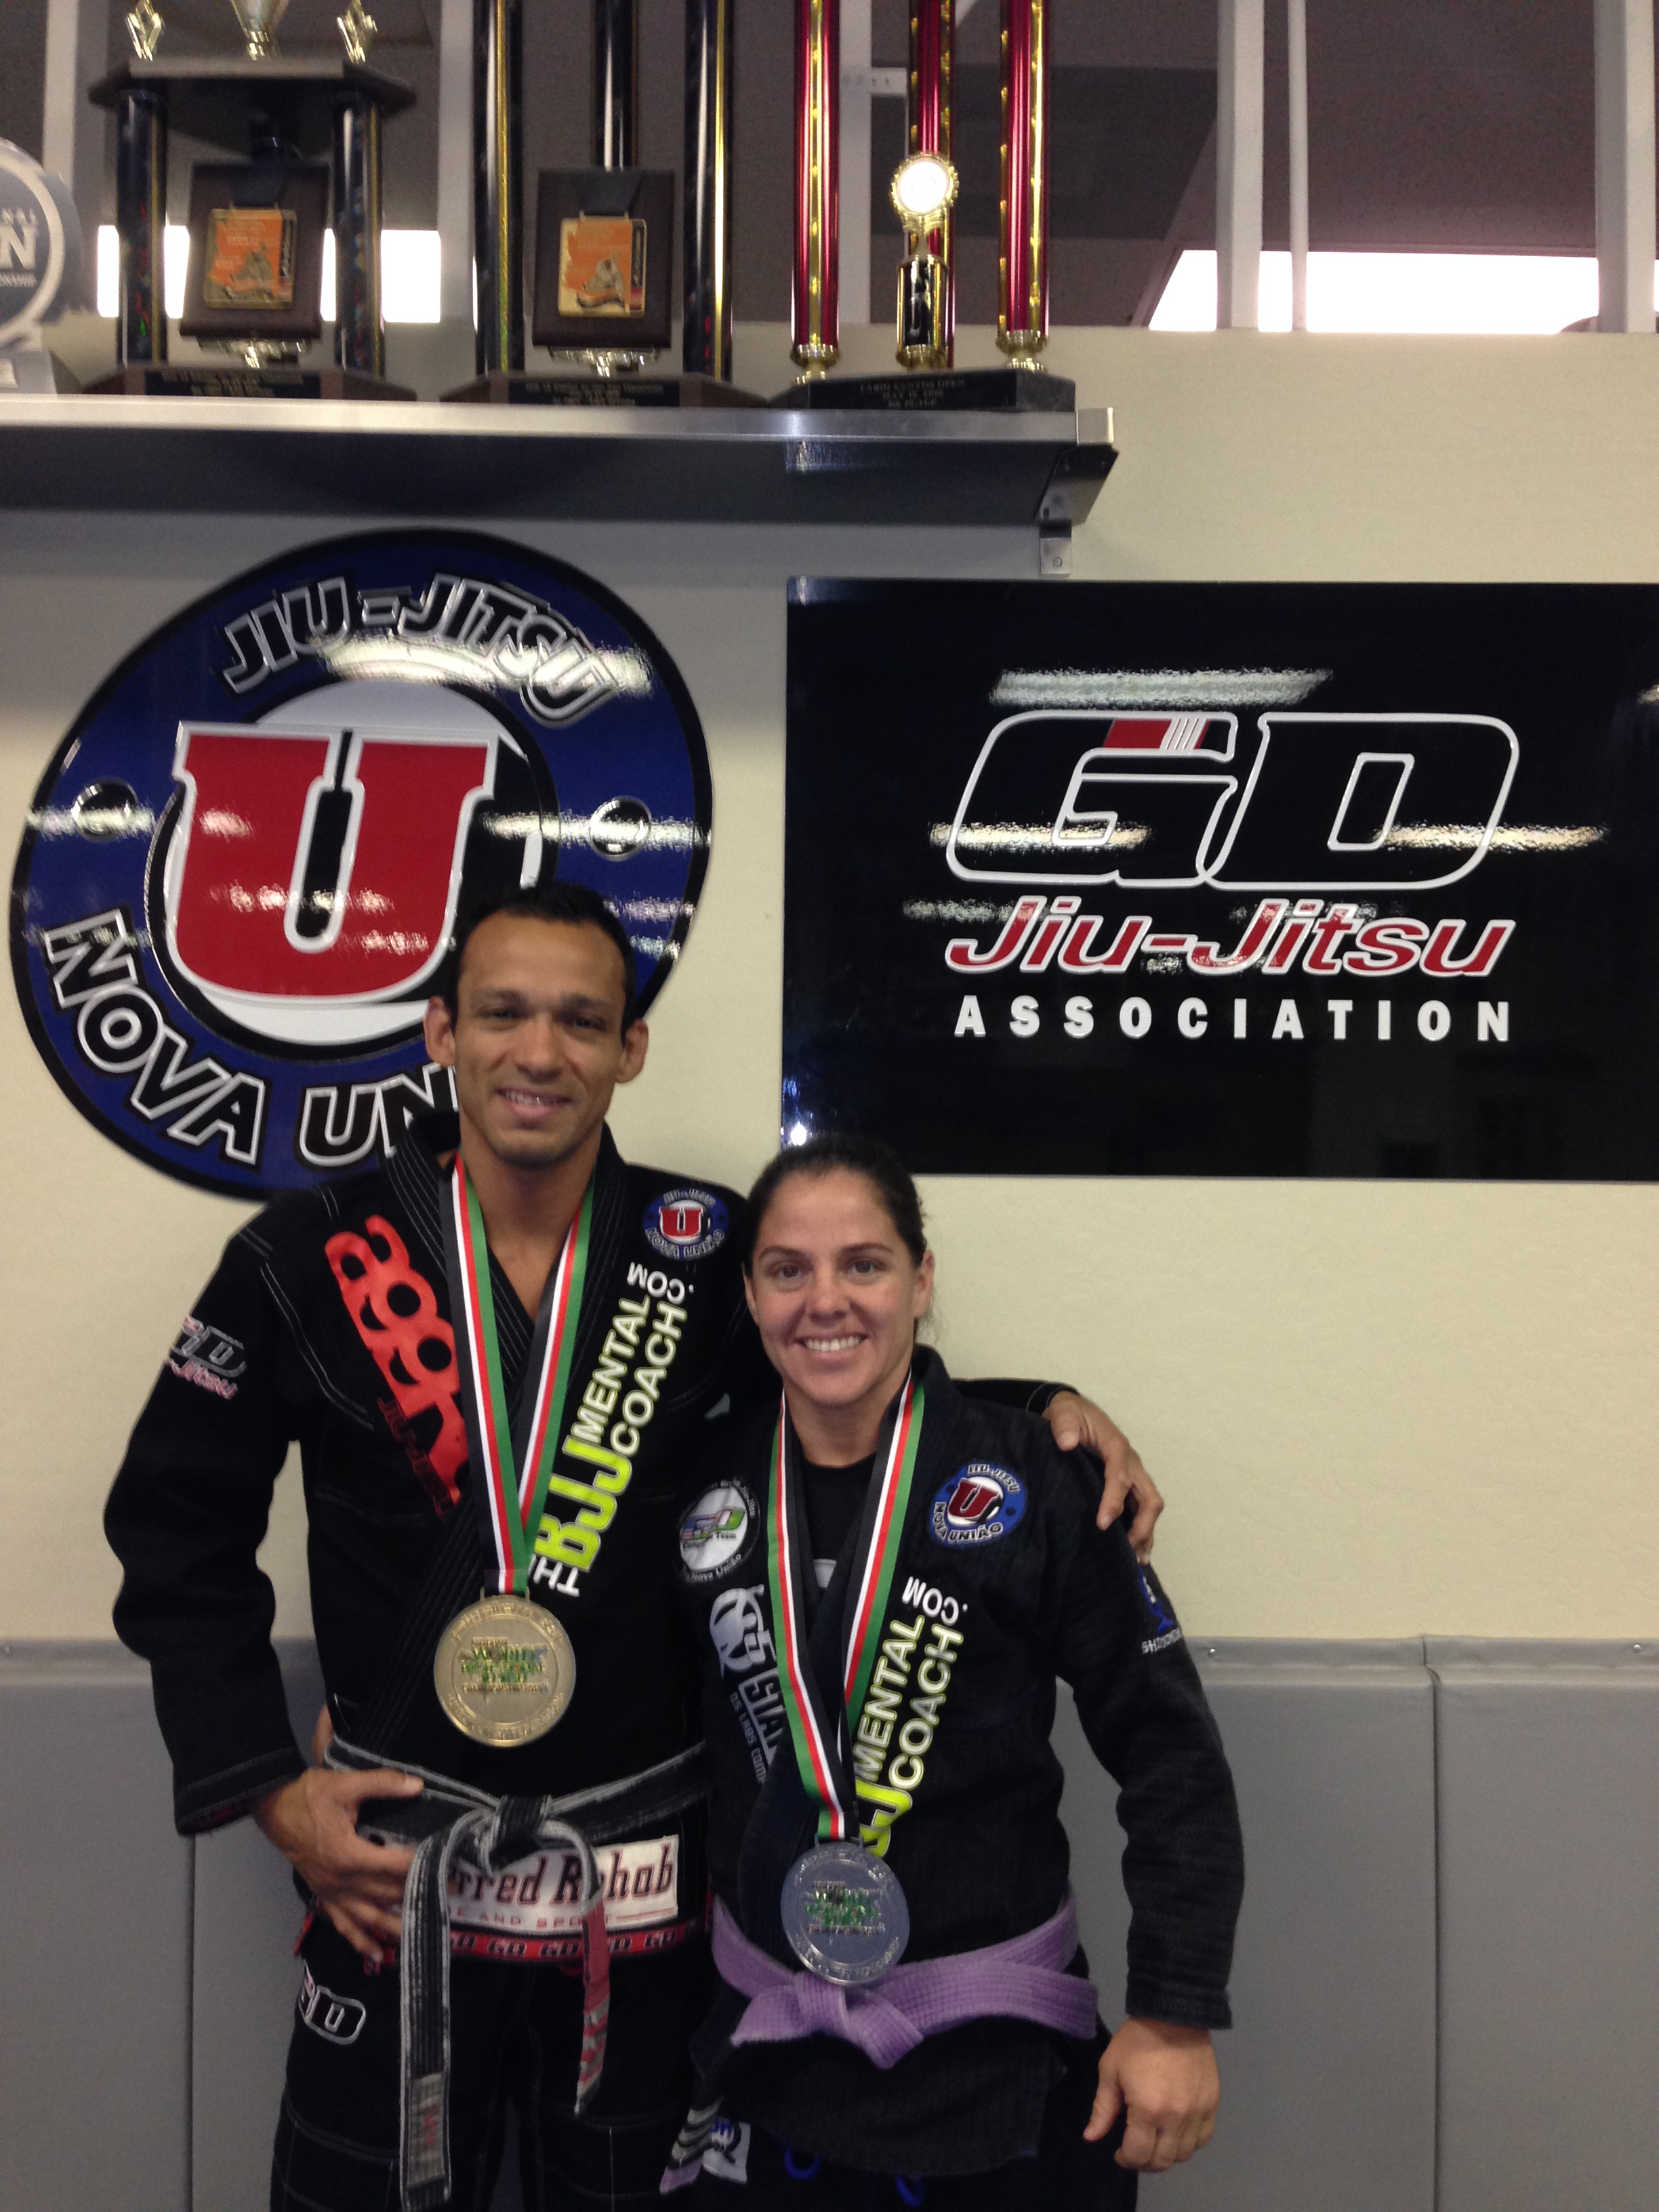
[436,882,639,1030]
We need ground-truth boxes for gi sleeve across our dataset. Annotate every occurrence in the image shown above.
[1044,1458,1244,2030]
[104,1224,308,1835]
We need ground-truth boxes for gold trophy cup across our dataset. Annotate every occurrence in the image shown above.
[891,151,958,371]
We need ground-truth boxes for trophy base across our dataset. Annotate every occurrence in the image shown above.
[773,367,1077,413]
[85,365,415,401]
[444,370,766,409]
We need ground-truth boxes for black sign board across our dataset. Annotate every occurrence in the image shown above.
[783,581,1659,1181]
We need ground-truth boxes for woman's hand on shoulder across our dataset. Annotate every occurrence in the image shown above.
[1041,1392,1164,1558]
[1085,2016,1219,2170]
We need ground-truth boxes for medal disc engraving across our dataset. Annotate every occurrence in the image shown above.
[780,1841,909,1986]
[434,1595,576,1746]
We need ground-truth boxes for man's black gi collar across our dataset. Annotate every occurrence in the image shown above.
[388,1109,630,1330]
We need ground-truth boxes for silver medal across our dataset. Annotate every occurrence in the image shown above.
[780,1840,909,1986]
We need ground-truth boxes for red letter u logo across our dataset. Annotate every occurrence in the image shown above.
[165,722,495,1031]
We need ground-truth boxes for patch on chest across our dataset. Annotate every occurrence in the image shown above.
[643,1187,729,1261]
[677,1480,759,1580]
[928,1462,1027,1548]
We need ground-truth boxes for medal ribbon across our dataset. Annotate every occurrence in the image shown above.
[767,1373,925,1842]
[445,1158,592,1596]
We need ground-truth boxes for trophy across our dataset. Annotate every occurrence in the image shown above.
[779,0,1076,411]
[85,0,416,399]
[446,0,760,405]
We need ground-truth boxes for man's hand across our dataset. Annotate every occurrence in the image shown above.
[1085,2018,1219,2171]
[253,1764,423,1963]
[1042,1392,1165,1557]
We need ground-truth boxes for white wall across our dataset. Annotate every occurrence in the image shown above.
[1,324,1655,1643]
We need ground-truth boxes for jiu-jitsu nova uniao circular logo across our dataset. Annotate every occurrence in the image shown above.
[10,530,712,1196]
[929,1462,1027,1547]
[643,1186,729,1260]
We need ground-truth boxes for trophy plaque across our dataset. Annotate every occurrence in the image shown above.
[448,167,759,407]
[178,158,328,357]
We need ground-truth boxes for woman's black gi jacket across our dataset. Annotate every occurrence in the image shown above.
[673,1347,1245,2177]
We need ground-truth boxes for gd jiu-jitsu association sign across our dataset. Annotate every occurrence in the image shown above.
[784,580,1659,1180]
[12,531,710,1195]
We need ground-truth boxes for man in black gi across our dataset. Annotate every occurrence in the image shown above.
[105,884,1159,2212]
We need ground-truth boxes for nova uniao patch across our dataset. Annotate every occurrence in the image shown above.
[644,1187,729,1261]
[929,1462,1027,1547]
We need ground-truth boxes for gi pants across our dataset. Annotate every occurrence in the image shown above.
[687,2026,1137,2212]
[272,1919,710,2212]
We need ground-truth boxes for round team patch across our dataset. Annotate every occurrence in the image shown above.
[929,1462,1027,1548]
[678,1480,758,1580]
[644,1187,729,1261]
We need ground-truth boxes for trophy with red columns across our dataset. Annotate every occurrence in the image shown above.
[782,0,1074,411]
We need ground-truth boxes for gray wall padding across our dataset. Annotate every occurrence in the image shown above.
[192,1643,325,2212]
[0,1644,192,2212]
[1429,1640,1659,2212]
[1056,1640,1438,2212]
[5,1637,1655,2211]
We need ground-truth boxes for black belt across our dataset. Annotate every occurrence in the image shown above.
[325,1735,710,2212]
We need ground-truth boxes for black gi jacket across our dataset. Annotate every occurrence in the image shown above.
[106,1113,1065,1840]
[673,1350,1244,2177]
[106,1112,767,1832]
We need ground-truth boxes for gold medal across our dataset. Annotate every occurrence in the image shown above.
[434,1593,576,1747]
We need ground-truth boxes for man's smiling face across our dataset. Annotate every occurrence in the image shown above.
[424,912,648,1173]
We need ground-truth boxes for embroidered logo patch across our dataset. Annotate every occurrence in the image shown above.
[166,1313,246,1400]
[708,1585,775,1677]
[298,1964,367,2046]
[1137,1563,1184,1654]
[644,1187,729,1261]
[928,1462,1027,1547]
[678,1480,757,1580]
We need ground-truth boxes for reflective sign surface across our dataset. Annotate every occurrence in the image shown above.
[785,580,1659,1179]
[13,531,711,1194]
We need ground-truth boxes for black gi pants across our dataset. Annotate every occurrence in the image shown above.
[272,1920,710,2212]
[686,2027,1137,2212]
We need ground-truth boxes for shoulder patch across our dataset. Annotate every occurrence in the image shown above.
[644,1187,729,1261]
[1136,1562,1184,1654]
[928,1462,1027,1548]
[167,1313,246,1400]
[677,1479,758,1580]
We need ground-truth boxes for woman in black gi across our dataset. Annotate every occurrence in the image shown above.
[665,1135,1244,2209]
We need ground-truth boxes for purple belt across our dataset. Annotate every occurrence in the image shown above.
[712,1890,1097,2072]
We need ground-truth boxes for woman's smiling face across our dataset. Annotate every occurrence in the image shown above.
[743,1167,934,1434]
